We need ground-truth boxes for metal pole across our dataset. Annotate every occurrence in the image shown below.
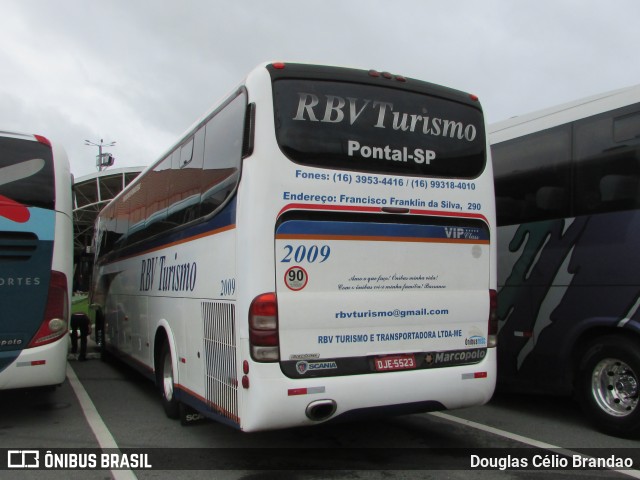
[85,139,116,172]
[98,140,103,171]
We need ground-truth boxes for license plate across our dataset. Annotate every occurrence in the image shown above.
[374,354,416,372]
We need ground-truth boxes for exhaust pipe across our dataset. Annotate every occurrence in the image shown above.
[305,399,337,421]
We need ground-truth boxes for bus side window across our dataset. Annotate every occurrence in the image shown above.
[200,93,246,217]
[182,128,205,222]
[114,195,130,247]
[574,107,640,216]
[143,156,171,236]
[493,125,571,226]
[166,139,203,226]
[101,205,119,256]
[127,180,147,243]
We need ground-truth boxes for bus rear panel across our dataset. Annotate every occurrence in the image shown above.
[238,63,496,430]
[0,132,71,390]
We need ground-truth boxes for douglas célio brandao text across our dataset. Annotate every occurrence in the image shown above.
[470,453,634,471]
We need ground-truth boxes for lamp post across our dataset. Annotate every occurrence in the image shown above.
[85,139,116,171]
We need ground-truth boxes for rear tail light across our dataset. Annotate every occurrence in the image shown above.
[249,293,279,362]
[488,289,498,348]
[28,271,68,348]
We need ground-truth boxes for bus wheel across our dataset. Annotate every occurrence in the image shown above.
[99,334,109,362]
[577,335,640,437]
[159,343,180,419]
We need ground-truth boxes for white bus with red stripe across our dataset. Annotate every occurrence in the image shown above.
[91,62,497,431]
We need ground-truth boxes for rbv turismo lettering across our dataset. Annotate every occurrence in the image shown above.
[292,92,478,141]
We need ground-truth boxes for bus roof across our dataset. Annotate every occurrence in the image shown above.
[0,130,44,142]
[489,83,640,144]
[266,62,482,109]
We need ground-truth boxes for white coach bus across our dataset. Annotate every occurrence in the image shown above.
[90,62,497,431]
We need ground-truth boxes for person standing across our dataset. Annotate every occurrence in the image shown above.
[70,312,91,361]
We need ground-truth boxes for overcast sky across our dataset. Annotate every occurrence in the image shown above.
[2,0,639,178]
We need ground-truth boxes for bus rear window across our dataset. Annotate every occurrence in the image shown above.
[0,137,55,210]
[273,79,486,178]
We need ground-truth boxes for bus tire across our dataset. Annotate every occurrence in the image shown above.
[159,342,180,419]
[577,334,640,437]
[99,335,109,362]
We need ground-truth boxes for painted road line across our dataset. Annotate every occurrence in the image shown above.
[67,363,137,480]
[430,411,640,479]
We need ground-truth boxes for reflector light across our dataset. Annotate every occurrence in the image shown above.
[31,360,46,366]
[288,386,326,395]
[242,375,250,388]
[514,331,533,338]
[474,372,488,379]
[34,135,51,147]
[243,360,250,374]
[288,388,307,396]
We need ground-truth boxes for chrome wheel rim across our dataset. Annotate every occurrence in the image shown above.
[591,358,638,417]
[162,353,174,402]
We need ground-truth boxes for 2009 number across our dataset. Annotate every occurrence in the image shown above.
[220,278,236,296]
[281,245,331,263]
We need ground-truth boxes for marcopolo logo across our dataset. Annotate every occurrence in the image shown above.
[0,336,23,348]
[296,360,338,375]
[424,348,486,368]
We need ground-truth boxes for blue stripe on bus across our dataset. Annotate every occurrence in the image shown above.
[276,220,490,242]
[0,207,55,240]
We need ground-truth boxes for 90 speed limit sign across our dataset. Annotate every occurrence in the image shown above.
[284,266,308,291]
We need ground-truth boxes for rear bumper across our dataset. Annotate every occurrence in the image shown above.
[240,347,496,431]
[0,334,68,390]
